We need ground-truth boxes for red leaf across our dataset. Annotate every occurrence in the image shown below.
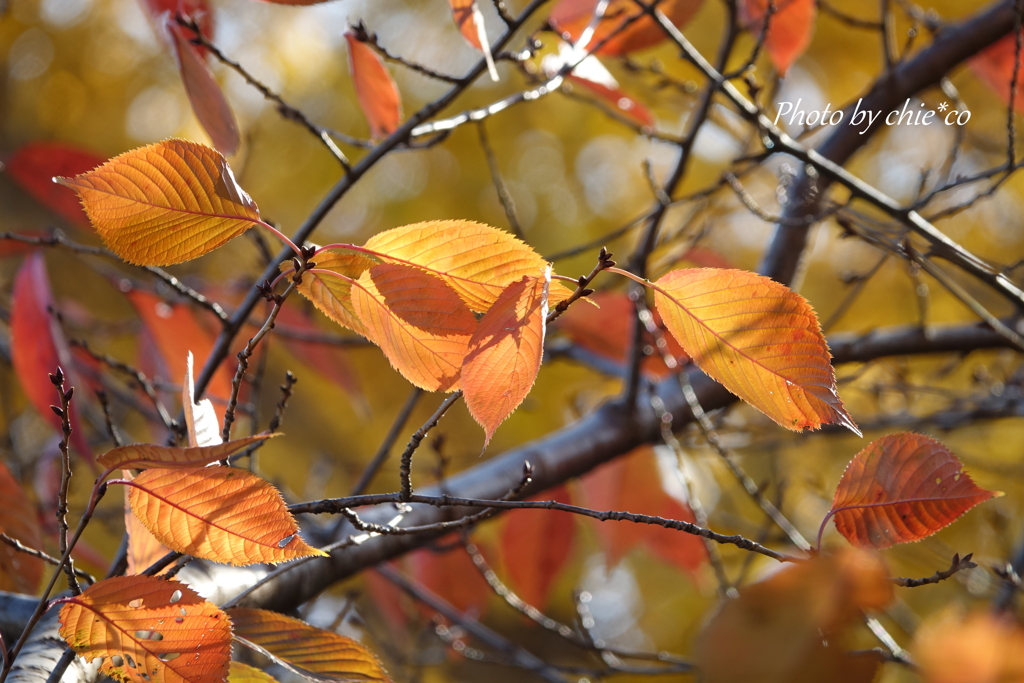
[827,433,1002,549]
[407,538,491,616]
[167,19,239,156]
[4,142,105,228]
[0,461,44,594]
[500,485,575,607]
[345,32,402,141]
[738,0,816,75]
[448,1,498,80]
[549,0,705,57]
[10,253,91,461]
[971,31,1024,114]
[125,289,234,403]
[141,0,213,49]
[579,446,705,573]
[556,290,687,380]
[569,75,655,128]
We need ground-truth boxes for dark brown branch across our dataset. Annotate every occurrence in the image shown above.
[891,553,977,587]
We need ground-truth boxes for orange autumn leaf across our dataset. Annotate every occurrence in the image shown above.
[652,268,858,434]
[0,461,44,594]
[10,252,92,461]
[350,264,477,392]
[580,446,706,573]
[122,470,171,576]
[549,0,705,56]
[344,32,402,141]
[913,610,1024,683]
[568,74,655,128]
[695,548,891,683]
[167,19,240,156]
[296,250,377,338]
[57,575,231,683]
[126,289,234,403]
[98,434,275,472]
[500,485,576,607]
[228,607,392,682]
[56,139,260,266]
[228,662,280,683]
[407,541,491,616]
[970,31,1024,114]
[462,270,549,443]
[363,220,571,312]
[127,467,326,565]
[556,290,687,380]
[827,433,1001,549]
[4,141,106,228]
[738,0,816,75]
[448,0,498,80]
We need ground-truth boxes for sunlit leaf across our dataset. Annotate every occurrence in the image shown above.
[695,548,892,683]
[56,139,260,266]
[123,471,171,576]
[228,662,280,683]
[344,32,402,141]
[500,485,575,608]
[556,290,688,380]
[126,289,234,402]
[296,250,377,338]
[57,575,231,683]
[462,270,548,443]
[448,0,498,80]
[580,445,706,573]
[183,350,224,447]
[913,610,1024,683]
[4,141,105,227]
[10,252,92,460]
[168,19,240,156]
[228,607,392,682]
[652,268,858,434]
[350,264,477,392]
[828,433,1001,549]
[127,466,326,565]
[549,0,705,56]
[738,0,816,75]
[99,435,274,472]
[363,220,570,312]
[0,461,44,594]
[970,31,1024,114]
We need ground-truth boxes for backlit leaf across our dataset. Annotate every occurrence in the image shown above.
[228,607,392,682]
[448,0,498,80]
[652,268,858,434]
[229,662,280,683]
[344,32,402,141]
[363,220,570,312]
[549,0,705,56]
[297,250,377,338]
[462,270,549,443]
[127,467,326,565]
[695,548,891,683]
[10,252,92,460]
[738,0,816,75]
[828,433,1001,549]
[56,139,260,266]
[57,575,231,683]
[350,264,477,392]
[168,18,240,156]
[98,435,274,472]
[4,141,105,227]
[970,31,1024,114]
[0,461,44,594]
[123,471,171,576]
[580,445,706,573]
[913,610,1024,683]
[500,485,575,607]
[556,290,688,379]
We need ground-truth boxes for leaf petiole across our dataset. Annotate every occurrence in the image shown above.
[256,220,302,257]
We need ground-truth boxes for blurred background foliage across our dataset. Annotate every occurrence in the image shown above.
[2,0,1024,681]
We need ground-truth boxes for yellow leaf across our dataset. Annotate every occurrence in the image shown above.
[57,576,231,683]
[56,139,260,266]
[362,220,571,312]
[98,435,275,473]
[228,662,280,683]
[350,263,477,392]
[462,269,549,443]
[295,250,377,337]
[127,467,326,566]
[229,607,392,682]
[652,268,858,434]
